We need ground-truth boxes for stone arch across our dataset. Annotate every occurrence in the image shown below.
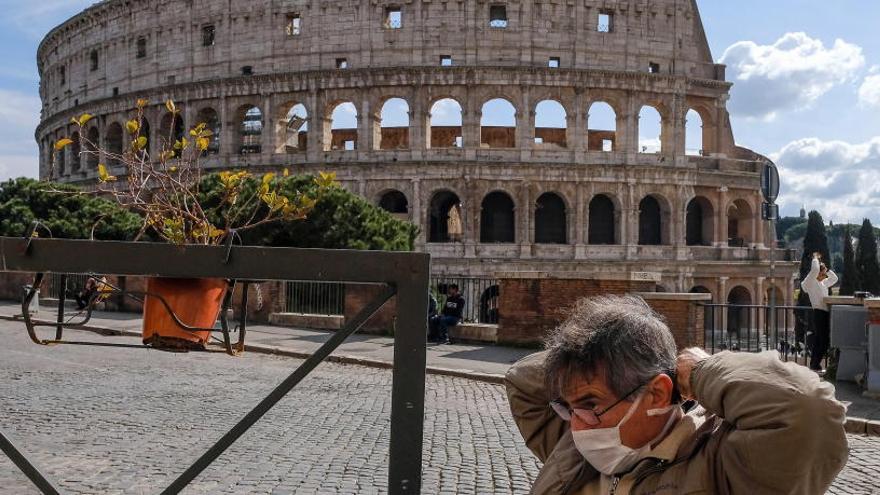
[105,122,123,166]
[535,192,567,244]
[685,109,704,156]
[84,126,100,170]
[726,285,753,336]
[534,100,567,148]
[428,190,463,243]
[195,107,221,154]
[686,196,715,246]
[638,105,663,154]
[428,97,463,149]
[275,102,308,153]
[587,101,618,152]
[686,101,717,155]
[638,194,671,246]
[235,104,263,154]
[727,198,755,246]
[69,131,81,172]
[159,112,185,157]
[479,285,500,324]
[378,189,409,215]
[480,98,517,148]
[480,191,516,243]
[377,97,410,150]
[588,193,618,245]
[326,101,358,151]
[690,285,712,295]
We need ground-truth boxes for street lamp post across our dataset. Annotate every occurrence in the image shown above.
[762,161,781,352]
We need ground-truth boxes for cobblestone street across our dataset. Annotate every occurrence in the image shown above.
[0,323,878,494]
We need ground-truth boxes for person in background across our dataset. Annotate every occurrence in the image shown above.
[801,252,839,372]
[430,283,465,345]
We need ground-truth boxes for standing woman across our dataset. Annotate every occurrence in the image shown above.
[801,253,839,372]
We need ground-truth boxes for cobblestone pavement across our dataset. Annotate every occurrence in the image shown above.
[0,324,878,494]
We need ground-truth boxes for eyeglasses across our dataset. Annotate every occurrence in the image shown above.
[550,383,645,426]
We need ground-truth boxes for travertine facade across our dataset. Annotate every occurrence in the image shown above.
[35,0,798,312]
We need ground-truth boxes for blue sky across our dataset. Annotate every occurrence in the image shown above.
[1,0,879,224]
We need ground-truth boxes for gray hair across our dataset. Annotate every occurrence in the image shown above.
[544,295,677,399]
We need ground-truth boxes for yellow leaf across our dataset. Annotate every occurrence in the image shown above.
[173,137,189,150]
[169,166,178,173]
[165,99,177,114]
[136,98,149,109]
[196,137,210,151]
[160,150,175,161]
[98,164,117,182]
[133,136,148,151]
[262,172,275,184]
[54,138,73,151]
[77,114,93,127]
[126,120,140,134]
[283,168,289,177]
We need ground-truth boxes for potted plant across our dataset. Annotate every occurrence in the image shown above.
[53,99,336,349]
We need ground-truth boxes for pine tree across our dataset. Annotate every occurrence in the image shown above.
[840,226,858,296]
[855,219,880,295]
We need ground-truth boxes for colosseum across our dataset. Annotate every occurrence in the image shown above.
[35,0,799,322]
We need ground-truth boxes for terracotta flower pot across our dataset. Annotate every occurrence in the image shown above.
[142,277,227,348]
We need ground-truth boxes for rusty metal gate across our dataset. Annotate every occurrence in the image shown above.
[0,236,430,494]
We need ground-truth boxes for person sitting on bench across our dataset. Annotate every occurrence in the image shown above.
[430,284,465,344]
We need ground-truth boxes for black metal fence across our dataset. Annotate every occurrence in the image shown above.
[429,277,499,324]
[284,281,346,316]
[702,303,821,365]
[44,273,90,300]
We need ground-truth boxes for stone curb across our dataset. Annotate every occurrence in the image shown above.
[4,314,877,433]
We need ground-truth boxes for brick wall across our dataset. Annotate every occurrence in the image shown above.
[344,284,398,335]
[637,293,711,350]
[497,276,654,346]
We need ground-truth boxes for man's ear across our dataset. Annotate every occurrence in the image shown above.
[647,374,674,408]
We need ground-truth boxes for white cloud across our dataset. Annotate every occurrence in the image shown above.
[771,136,880,224]
[0,88,41,180]
[858,73,880,108]
[430,99,463,126]
[720,32,865,120]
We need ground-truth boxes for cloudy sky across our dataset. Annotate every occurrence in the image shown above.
[0,0,878,224]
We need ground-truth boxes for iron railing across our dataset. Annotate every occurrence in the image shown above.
[0,236,429,494]
[284,281,346,316]
[702,303,821,365]
[43,273,89,300]
[430,277,499,324]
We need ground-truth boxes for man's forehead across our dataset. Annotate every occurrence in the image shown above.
[560,365,612,398]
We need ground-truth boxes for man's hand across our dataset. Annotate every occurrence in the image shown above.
[677,348,710,400]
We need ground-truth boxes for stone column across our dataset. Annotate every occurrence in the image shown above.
[575,184,587,258]
[219,97,233,156]
[716,186,728,247]
[464,182,478,258]
[719,276,729,333]
[306,89,321,162]
[360,98,374,153]
[519,182,532,258]
[412,178,424,249]
[410,86,426,157]
[261,94,274,157]
[756,276,766,333]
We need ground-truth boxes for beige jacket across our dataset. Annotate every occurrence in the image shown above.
[505,351,849,494]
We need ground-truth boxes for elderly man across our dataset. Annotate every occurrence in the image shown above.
[506,295,848,494]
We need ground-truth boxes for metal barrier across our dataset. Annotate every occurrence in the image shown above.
[702,303,821,365]
[0,237,429,494]
[284,281,346,315]
[430,277,499,324]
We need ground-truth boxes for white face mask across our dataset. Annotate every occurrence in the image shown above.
[571,393,682,476]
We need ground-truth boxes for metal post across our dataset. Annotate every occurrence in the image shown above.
[0,429,62,495]
[769,217,777,355]
[56,275,67,340]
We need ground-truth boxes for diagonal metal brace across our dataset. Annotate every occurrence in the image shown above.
[159,283,397,494]
[0,429,63,495]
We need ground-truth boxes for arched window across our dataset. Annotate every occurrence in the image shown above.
[480,191,515,243]
[70,131,81,172]
[534,100,567,148]
[56,133,67,176]
[428,191,463,243]
[106,123,123,166]
[85,126,100,170]
[428,98,463,148]
[685,109,704,156]
[479,285,500,324]
[727,286,753,340]
[727,199,754,246]
[160,112,185,157]
[535,192,567,244]
[328,102,358,151]
[378,190,409,214]
[638,196,663,246]
[587,102,617,152]
[638,105,662,154]
[686,197,714,246]
[480,98,516,148]
[196,107,221,154]
[276,103,307,153]
[378,98,410,150]
[588,194,616,245]
[239,106,263,154]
